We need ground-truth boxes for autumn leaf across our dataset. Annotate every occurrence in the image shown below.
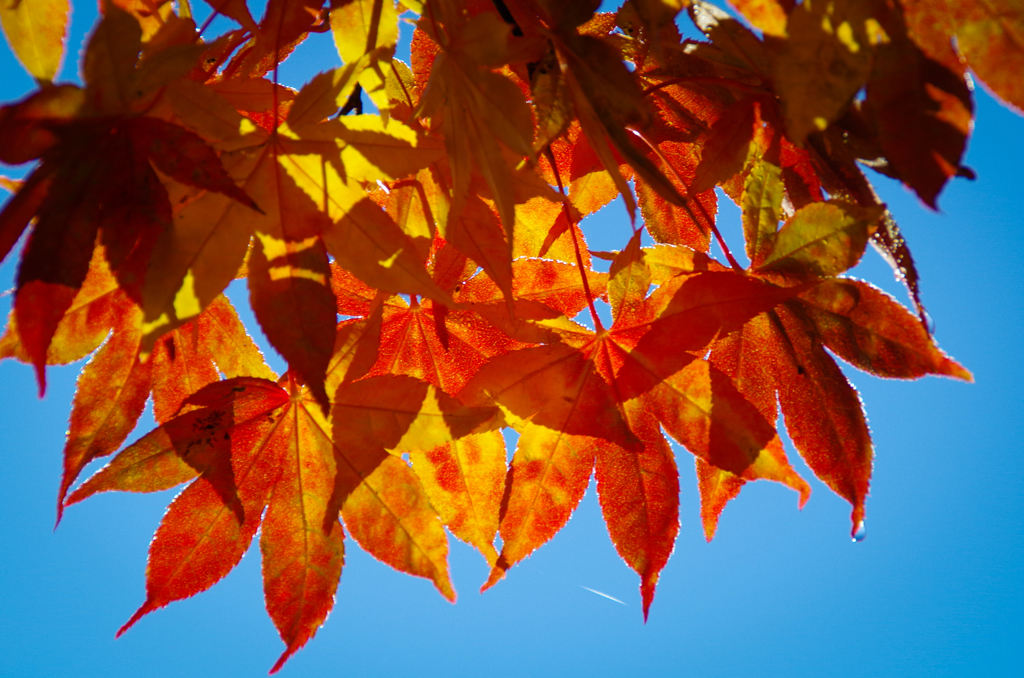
[686,0,774,80]
[64,379,292,613]
[230,0,325,79]
[0,11,262,391]
[328,374,498,599]
[865,13,973,209]
[795,279,971,381]
[599,235,809,550]
[728,0,787,37]
[66,371,494,668]
[741,155,783,265]
[203,0,259,32]
[0,0,68,82]
[754,201,882,277]
[0,0,997,667]
[1,246,126,365]
[459,331,641,589]
[139,143,262,348]
[613,270,802,399]
[50,294,272,523]
[483,420,600,589]
[771,305,872,533]
[416,10,535,236]
[330,0,399,111]
[410,429,506,565]
[52,302,151,519]
[366,294,522,394]
[770,0,879,142]
[689,97,767,196]
[561,33,686,219]
[627,0,686,54]
[902,0,1024,114]
[260,396,345,673]
[594,400,679,619]
[529,41,573,155]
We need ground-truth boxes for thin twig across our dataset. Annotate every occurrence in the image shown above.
[630,128,743,272]
[545,148,604,332]
[642,76,764,98]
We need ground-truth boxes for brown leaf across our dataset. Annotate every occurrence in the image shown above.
[865,27,973,208]
[902,0,1024,113]
[770,0,876,142]
[796,279,971,380]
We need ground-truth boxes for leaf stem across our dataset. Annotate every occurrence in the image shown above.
[366,0,384,54]
[390,61,415,110]
[629,129,743,272]
[642,76,764,98]
[545,148,604,332]
[197,7,220,38]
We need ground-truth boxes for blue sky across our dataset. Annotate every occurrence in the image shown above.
[1,4,1022,677]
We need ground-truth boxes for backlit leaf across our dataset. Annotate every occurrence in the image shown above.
[248,231,335,410]
[410,429,506,565]
[341,453,456,600]
[141,145,261,349]
[417,12,534,233]
[115,394,290,637]
[770,305,872,534]
[865,23,973,209]
[0,0,69,82]
[483,421,598,590]
[771,0,877,142]
[57,303,152,520]
[741,157,783,266]
[728,0,787,37]
[756,201,882,279]
[263,402,346,673]
[1,0,998,661]
[902,0,1024,113]
[796,279,971,381]
[595,401,679,619]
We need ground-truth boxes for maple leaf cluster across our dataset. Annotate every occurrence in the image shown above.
[2,0,1016,671]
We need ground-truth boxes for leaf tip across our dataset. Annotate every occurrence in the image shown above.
[641,575,657,622]
[851,519,867,543]
[944,360,973,383]
[247,198,265,216]
[850,505,866,542]
[116,603,151,638]
[480,562,507,593]
[34,361,47,398]
[55,473,79,528]
[432,562,457,603]
[796,480,812,510]
[269,648,297,675]
[701,518,718,543]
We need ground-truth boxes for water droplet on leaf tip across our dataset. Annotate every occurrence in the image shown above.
[852,521,866,542]
[923,310,936,335]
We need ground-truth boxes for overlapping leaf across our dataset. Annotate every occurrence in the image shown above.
[0,0,996,669]
[68,372,497,669]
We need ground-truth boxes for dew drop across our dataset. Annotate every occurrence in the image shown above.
[852,521,867,542]
[923,309,936,335]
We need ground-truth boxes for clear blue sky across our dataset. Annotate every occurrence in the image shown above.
[1,4,1021,677]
